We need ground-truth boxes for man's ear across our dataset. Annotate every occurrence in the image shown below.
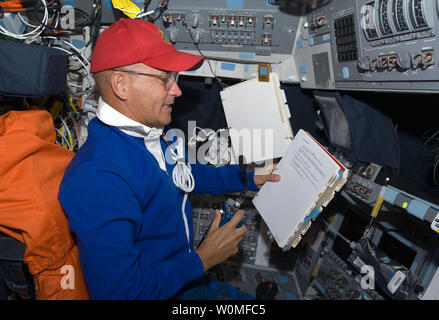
[109,71,129,101]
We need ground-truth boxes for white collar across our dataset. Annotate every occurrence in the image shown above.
[96,97,163,140]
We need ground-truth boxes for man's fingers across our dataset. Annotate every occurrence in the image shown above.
[235,224,247,237]
[225,210,244,229]
[210,210,222,230]
[267,173,281,182]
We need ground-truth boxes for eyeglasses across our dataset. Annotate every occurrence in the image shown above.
[112,68,179,91]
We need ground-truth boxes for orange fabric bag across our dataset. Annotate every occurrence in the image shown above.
[0,110,89,299]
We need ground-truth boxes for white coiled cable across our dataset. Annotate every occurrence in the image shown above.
[170,136,194,193]
[0,0,48,41]
[167,136,195,252]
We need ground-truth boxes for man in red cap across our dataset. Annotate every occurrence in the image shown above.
[59,18,280,300]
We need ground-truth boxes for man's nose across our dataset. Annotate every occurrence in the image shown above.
[169,81,182,97]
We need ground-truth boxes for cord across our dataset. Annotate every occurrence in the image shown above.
[75,0,100,27]
[17,11,39,28]
[55,115,75,151]
[27,0,62,38]
[45,36,89,62]
[153,0,168,20]
[162,134,194,252]
[434,155,439,185]
[422,129,439,185]
[113,0,163,20]
[424,129,439,147]
[49,45,93,90]
[322,220,357,249]
[206,131,231,165]
[56,127,72,149]
[188,126,217,148]
[188,127,231,165]
[113,6,143,15]
[135,9,155,19]
[181,20,225,90]
[0,0,48,41]
[43,35,94,92]
[235,155,249,207]
[168,136,195,193]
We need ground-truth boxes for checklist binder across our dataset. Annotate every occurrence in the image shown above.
[252,129,349,250]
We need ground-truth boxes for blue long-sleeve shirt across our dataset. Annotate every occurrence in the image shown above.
[58,118,258,299]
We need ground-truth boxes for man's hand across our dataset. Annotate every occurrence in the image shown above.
[254,163,281,189]
[195,210,247,272]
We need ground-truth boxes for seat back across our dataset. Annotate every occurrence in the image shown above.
[0,232,35,299]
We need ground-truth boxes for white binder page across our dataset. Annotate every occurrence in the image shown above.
[252,129,341,248]
[220,73,293,164]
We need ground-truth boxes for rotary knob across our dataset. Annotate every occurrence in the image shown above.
[357,56,371,71]
[397,52,412,70]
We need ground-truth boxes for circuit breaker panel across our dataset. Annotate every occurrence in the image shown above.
[294,0,439,92]
[156,1,300,64]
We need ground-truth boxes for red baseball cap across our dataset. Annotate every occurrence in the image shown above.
[90,18,204,73]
